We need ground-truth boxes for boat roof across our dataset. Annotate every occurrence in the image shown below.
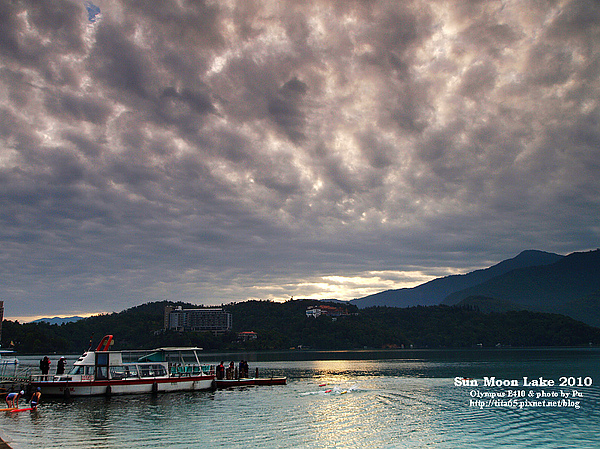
[153,347,203,351]
[136,347,204,363]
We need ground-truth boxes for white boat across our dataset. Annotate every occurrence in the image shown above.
[30,335,216,397]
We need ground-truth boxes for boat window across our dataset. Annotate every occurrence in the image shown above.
[127,365,138,378]
[68,365,95,376]
[109,366,130,380]
[96,366,108,380]
[96,353,109,365]
[139,364,167,377]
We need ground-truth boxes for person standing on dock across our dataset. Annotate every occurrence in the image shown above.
[227,361,235,379]
[40,356,51,380]
[5,390,24,408]
[239,360,249,378]
[216,361,225,380]
[56,357,67,375]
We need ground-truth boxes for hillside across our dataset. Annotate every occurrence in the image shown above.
[351,250,563,308]
[2,299,600,354]
[443,249,600,325]
[454,296,525,313]
[562,290,600,327]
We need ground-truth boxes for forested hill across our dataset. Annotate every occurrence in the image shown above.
[3,300,600,354]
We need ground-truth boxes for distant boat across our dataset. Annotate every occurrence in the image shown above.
[30,335,215,397]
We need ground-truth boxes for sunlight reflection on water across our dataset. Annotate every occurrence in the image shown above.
[3,349,600,448]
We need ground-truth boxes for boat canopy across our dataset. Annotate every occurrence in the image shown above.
[136,347,204,365]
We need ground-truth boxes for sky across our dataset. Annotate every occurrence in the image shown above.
[1,0,599,321]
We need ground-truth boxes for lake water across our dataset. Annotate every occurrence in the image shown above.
[2,348,599,448]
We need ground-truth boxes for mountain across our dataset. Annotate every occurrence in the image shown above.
[351,250,563,309]
[443,249,600,325]
[30,316,84,325]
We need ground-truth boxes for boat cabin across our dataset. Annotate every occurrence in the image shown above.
[56,350,169,382]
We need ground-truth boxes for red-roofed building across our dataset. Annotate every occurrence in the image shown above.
[237,331,258,341]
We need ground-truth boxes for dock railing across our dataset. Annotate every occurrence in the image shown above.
[0,366,33,393]
[1,369,31,383]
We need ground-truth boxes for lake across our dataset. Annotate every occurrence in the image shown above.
[2,348,599,448]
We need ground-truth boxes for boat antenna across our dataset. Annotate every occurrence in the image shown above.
[88,333,95,351]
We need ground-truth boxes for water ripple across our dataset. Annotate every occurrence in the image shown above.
[4,350,600,448]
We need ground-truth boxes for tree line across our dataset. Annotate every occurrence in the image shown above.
[2,299,600,354]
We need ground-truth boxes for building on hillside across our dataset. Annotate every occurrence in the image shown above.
[237,331,258,342]
[306,306,322,318]
[306,304,349,318]
[164,306,232,334]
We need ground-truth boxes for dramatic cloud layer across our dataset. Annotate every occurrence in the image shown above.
[1,0,599,319]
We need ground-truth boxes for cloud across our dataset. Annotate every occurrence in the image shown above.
[1,0,599,318]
